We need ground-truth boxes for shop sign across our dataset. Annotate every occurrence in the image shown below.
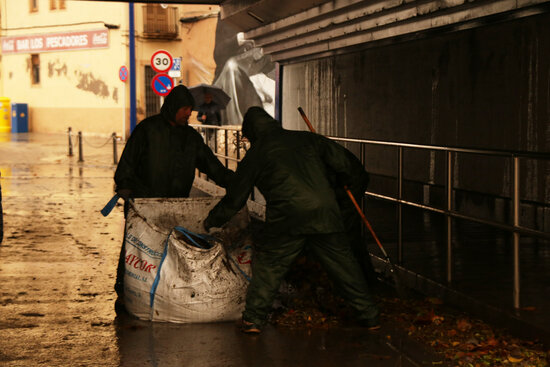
[1,29,109,54]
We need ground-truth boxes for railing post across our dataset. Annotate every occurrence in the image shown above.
[360,143,366,241]
[67,127,74,157]
[112,132,118,165]
[224,129,229,168]
[78,131,83,163]
[446,150,453,284]
[236,131,241,161]
[397,146,403,265]
[202,127,206,180]
[513,156,520,309]
[214,127,218,154]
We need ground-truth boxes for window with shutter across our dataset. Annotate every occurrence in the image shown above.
[29,0,38,12]
[142,5,178,39]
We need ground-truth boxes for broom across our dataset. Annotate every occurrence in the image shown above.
[297,106,406,297]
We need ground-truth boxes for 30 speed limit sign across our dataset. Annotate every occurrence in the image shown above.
[151,50,173,73]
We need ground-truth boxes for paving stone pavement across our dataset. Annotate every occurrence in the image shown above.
[0,132,445,367]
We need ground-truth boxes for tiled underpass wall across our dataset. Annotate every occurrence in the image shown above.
[281,10,550,231]
[279,10,550,342]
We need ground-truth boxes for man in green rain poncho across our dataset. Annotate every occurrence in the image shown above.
[113,85,234,312]
[204,106,379,334]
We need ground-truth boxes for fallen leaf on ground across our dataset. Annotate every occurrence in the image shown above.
[507,355,524,363]
[457,319,472,332]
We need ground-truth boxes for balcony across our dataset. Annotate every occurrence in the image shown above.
[142,5,179,39]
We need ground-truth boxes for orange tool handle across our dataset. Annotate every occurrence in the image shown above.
[343,186,388,257]
[298,107,317,133]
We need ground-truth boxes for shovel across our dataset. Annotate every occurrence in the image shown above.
[297,107,406,297]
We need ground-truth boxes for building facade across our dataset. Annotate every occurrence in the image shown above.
[0,0,219,137]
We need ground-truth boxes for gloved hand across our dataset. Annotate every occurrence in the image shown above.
[203,217,223,235]
[203,217,213,232]
[116,188,133,200]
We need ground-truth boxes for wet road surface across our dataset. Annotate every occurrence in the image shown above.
[0,132,443,366]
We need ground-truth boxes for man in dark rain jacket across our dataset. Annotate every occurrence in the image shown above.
[113,85,234,308]
[203,106,379,333]
[114,85,233,198]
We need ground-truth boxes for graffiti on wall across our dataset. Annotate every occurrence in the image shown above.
[75,71,110,98]
[39,59,119,102]
[48,60,67,77]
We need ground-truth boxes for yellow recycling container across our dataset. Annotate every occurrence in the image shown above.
[0,97,11,133]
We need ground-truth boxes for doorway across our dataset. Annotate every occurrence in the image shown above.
[145,65,160,117]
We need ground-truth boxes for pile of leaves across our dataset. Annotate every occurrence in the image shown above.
[268,256,549,367]
[381,296,548,366]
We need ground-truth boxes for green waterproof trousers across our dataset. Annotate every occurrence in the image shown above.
[242,232,379,327]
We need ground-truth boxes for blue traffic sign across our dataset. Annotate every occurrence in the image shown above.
[151,73,173,96]
[169,57,182,78]
[119,65,128,82]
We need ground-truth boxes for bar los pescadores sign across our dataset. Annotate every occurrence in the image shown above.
[1,29,109,54]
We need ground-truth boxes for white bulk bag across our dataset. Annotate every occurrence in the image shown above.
[122,197,252,323]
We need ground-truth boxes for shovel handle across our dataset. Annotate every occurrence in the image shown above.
[343,186,388,258]
[298,107,317,133]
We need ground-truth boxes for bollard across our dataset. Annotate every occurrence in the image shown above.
[78,131,84,162]
[68,127,74,157]
[112,132,118,165]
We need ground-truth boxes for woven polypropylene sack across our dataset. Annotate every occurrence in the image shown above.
[122,197,252,323]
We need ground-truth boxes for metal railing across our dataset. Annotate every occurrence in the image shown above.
[190,123,550,309]
[190,124,248,171]
[327,136,550,309]
[67,127,121,165]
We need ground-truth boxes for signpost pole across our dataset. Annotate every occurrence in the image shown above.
[122,80,126,141]
[118,66,129,141]
[129,3,137,134]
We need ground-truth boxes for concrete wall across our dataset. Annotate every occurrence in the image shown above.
[281,11,550,228]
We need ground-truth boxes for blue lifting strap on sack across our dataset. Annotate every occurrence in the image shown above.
[100,194,120,217]
[227,256,252,282]
[174,226,216,249]
[150,234,170,309]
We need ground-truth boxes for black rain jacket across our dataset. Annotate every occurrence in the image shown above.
[114,85,233,198]
[205,107,367,235]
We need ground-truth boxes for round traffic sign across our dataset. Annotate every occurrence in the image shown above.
[151,73,173,96]
[119,65,128,82]
[151,50,173,73]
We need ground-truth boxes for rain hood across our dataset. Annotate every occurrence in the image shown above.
[241,106,282,143]
[160,85,195,123]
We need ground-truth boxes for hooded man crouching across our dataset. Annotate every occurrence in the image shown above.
[203,106,379,334]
